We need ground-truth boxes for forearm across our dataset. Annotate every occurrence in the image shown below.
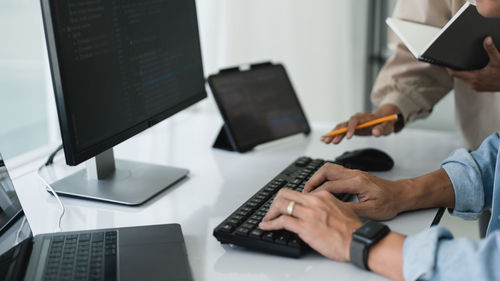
[397,169,455,213]
[367,232,406,281]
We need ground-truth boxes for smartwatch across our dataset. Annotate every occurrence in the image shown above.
[350,220,390,271]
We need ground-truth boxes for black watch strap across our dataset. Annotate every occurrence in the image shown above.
[350,238,369,270]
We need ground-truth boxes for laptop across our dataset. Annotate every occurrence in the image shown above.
[0,154,193,281]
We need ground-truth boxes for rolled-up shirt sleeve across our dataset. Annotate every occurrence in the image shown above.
[371,0,454,124]
[403,226,500,280]
[402,133,500,280]
[441,133,499,219]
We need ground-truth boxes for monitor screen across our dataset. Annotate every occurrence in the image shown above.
[42,0,206,165]
[0,156,23,236]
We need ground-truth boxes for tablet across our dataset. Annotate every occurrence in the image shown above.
[208,62,310,152]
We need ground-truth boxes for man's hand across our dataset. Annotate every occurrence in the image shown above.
[322,104,402,145]
[303,163,410,221]
[259,188,362,262]
[448,37,500,92]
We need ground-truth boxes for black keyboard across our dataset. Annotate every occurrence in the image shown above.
[43,231,117,281]
[213,157,350,257]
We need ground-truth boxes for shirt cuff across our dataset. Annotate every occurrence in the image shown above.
[441,149,485,220]
[403,226,454,281]
[372,90,427,124]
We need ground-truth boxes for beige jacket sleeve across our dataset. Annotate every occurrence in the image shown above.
[371,0,464,123]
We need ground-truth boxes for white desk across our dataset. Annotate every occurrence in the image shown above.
[10,112,463,281]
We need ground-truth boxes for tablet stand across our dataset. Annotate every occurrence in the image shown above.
[212,126,237,151]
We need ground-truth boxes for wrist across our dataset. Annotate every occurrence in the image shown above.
[402,169,455,210]
[367,232,406,281]
[373,104,404,132]
[374,104,401,117]
[393,179,417,213]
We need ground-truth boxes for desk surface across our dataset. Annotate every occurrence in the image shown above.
[10,113,463,281]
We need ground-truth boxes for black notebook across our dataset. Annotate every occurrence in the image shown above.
[387,2,500,70]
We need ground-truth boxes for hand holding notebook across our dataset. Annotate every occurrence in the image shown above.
[386,2,500,70]
[447,36,500,92]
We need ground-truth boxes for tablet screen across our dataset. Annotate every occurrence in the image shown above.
[0,156,23,235]
[209,64,310,151]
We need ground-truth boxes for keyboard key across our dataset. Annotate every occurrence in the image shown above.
[92,232,104,242]
[246,219,259,225]
[275,232,291,245]
[262,232,275,242]
[53,235,65,242]
[256,210,266,217]
[241,222,253,228]
[249,228,264,239]
[250,216,261,222]
[232,214,244,221]
[79,233,91,241]
[235,227,250,236]
[247,202,258,208]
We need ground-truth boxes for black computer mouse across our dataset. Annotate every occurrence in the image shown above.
[334,148,394,172]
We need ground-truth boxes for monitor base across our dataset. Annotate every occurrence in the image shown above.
[50,159,188,206]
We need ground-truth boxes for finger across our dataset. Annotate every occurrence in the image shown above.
[304,163,346,192]
[312,178,366,195]
[346,116,362,139]
[321,135,332,144]
[332,134,345,145]
[261,195,309,222]
[259,214,303,234]
[484,36,500,64]
[323,122,347,144]
[261,189,310,222]
[371,122,393,137]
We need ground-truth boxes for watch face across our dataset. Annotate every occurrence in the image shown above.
[355,221,387,239]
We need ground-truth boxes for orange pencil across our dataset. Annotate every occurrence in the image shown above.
[323,114,400,137]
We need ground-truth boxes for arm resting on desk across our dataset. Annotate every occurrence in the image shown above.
[303,164,456,220]
[305,132,500,219]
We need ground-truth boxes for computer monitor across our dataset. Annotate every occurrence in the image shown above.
[40,0,207,205]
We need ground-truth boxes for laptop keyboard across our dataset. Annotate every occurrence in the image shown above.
[213,157,350,257]
[43,231,117,281]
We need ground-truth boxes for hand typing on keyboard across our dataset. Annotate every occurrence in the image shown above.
[213,157,353,257]
[259,188,362,262]
[303,162,404,221]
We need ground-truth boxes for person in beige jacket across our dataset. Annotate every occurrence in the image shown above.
[323,0,500,151]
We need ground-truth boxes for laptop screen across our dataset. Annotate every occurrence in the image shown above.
[0,155,23,236]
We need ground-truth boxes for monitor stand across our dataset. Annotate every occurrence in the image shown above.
[50,149,188,206]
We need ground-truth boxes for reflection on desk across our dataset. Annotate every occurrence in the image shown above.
[9,113,463,281]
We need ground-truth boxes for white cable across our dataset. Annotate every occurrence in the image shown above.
[14,216,27,246]
[37,164,65,232]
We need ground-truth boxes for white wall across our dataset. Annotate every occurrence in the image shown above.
[196,0,370,124]
[0,0,52,158]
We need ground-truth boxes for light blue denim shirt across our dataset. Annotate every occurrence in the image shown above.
[402,132,500,281]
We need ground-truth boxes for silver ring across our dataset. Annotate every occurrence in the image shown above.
[287,201,296,216]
